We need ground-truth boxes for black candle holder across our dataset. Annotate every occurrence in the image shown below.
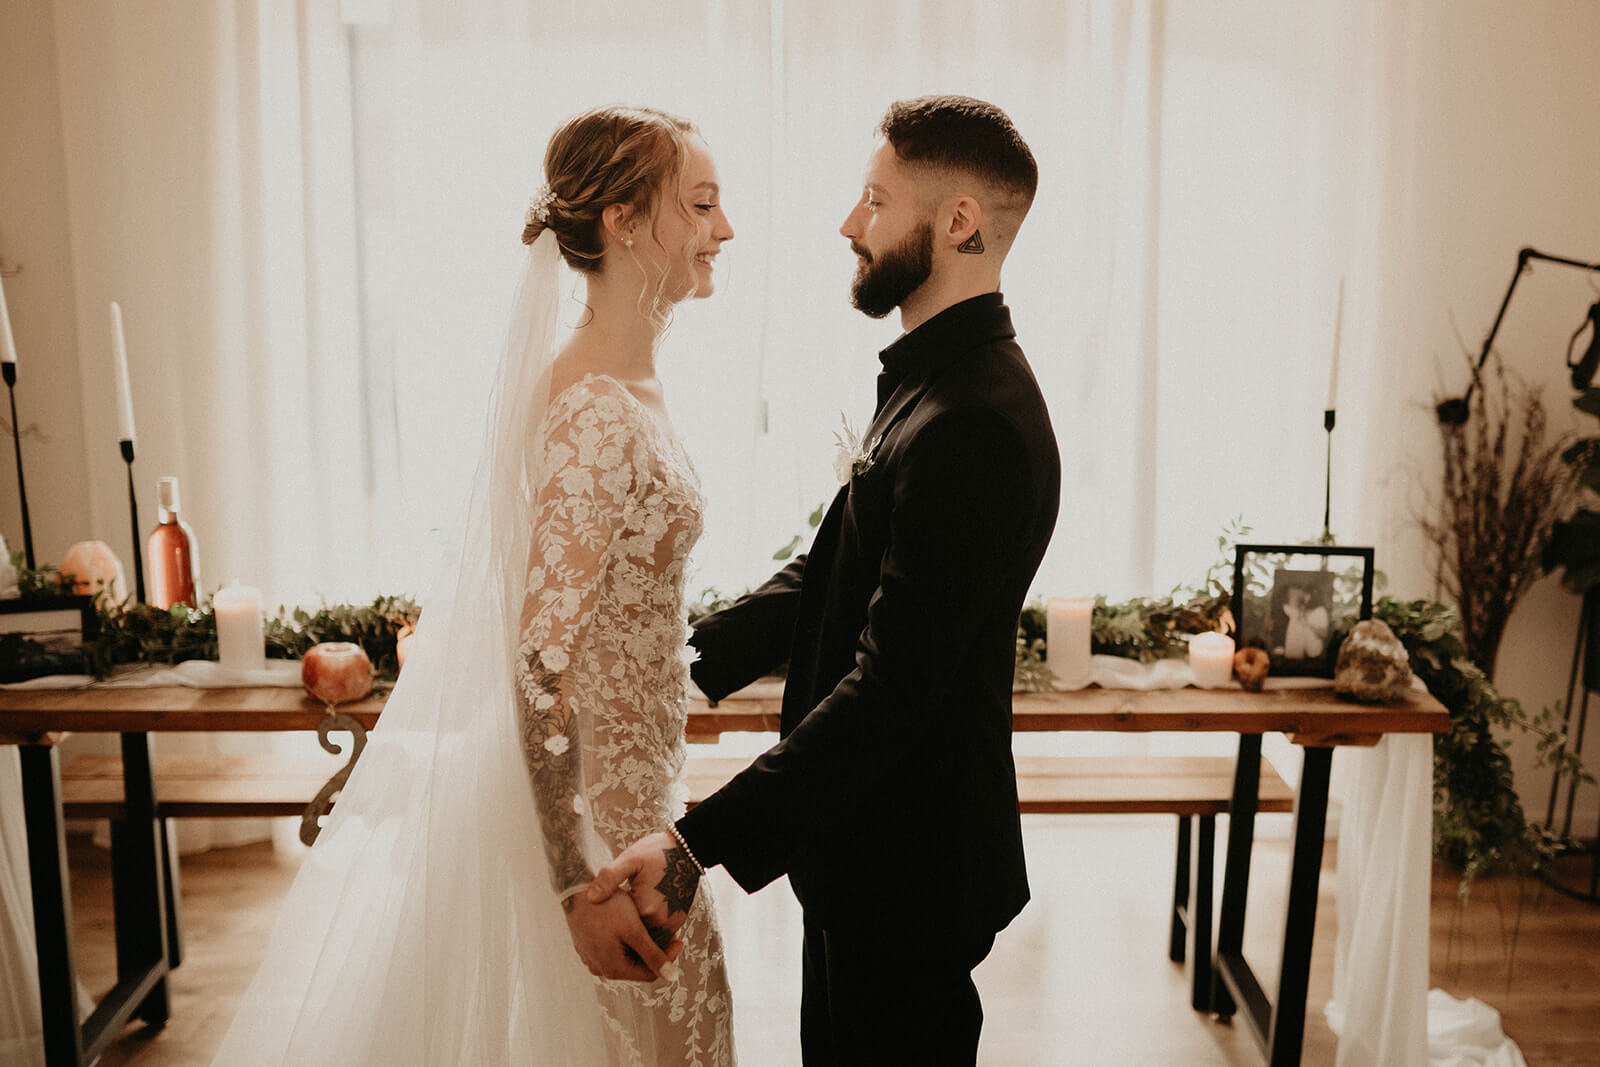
[3,361,33,569]
[122,438,146,604]
[1317,408,1336,545]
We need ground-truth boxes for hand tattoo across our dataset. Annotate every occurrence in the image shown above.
[659,843,701,916]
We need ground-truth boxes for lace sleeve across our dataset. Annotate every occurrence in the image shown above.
[515,383,646,900]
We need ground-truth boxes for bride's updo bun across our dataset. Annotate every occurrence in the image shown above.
[522,105,697,273]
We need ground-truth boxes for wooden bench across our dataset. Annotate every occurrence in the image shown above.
[61,751,1293,1011]
[60,753,343,970]
[686,754,1296,1010]
[59,754,334,819]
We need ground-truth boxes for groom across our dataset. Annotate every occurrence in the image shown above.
[591,95,1061,1063]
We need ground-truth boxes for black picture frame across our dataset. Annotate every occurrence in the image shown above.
[0,595,98,683]
[1231,544,1375,678]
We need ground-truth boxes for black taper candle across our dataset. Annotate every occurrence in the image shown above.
[122,438,146,604]
[3,361,34,569]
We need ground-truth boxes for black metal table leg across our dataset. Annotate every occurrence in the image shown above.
[108,732,170,1026]
[160,818,184,966]
[1189,814,1216,1012]
[1265,745,1333,1066]
[19,743,86,1067]
[1211,733,1263,1020]
[1170,814,1192,964]
[1213,741,1336,1067]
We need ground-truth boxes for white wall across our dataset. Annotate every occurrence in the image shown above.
[0,0,93,565]
[1370,0,1600,834]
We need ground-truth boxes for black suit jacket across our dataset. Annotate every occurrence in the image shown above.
[678,292,1061,941]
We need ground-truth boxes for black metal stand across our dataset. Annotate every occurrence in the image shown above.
[1543,586,1600,903]
[1437,246,1600,426]
[1318,409,1336,545]
[121,439,145,604]
[4,361,34,569]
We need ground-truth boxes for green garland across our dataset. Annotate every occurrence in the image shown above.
[8,555,1587,891]
[5,563,419,683]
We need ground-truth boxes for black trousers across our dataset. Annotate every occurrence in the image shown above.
[799,915,997,1067]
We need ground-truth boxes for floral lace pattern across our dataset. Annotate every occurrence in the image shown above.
[514,374,733,1065]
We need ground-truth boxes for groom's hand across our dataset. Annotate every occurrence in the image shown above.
[562,889,682,982]
[588,830,701,939]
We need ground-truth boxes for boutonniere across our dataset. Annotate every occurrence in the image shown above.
[832,414,883,483]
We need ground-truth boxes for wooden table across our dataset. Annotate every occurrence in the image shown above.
[0,680,1448,1067]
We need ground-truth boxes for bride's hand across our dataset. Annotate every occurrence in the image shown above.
[562,888,682,982]
[588,830,701,940]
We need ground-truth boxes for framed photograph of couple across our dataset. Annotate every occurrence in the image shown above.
[1230,544,1375,678]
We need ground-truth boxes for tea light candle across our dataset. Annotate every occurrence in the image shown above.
[1047,596,1093,689]
[1189,631,1236,689]
[214,582,265,672]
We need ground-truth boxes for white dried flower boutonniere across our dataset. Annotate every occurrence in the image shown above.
[833,414,883,483]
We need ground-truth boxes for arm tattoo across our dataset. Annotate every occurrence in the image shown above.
[517,651,593,895]
[659,843,702,917]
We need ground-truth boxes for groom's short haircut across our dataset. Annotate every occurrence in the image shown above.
[876,95,1038,240]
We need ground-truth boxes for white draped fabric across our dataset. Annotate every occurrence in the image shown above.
[1327,734,1435,1065]
[1,751,44,1067]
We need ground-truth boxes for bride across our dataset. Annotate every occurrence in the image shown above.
[213,105,736,1066]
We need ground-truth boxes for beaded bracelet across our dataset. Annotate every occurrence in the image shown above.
[666,822,705,876]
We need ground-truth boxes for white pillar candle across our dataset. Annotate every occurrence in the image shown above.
[0,272,17,366]
[1189,631,1236,689]
[214,582,266,672]
[1047,596,1094,690]
[110,301,136,443]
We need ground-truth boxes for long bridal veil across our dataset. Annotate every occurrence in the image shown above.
[213,231,622,1064]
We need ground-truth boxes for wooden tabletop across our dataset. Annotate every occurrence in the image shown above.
[0,677,1448,744]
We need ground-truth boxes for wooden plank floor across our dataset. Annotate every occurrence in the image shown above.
[57,816,1600,1065]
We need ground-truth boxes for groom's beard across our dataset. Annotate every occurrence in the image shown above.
[850,221,934,319]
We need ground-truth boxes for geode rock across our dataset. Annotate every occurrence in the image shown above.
[1334,619,1413,703]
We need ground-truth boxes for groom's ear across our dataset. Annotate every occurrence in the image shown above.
[941,195,984,254]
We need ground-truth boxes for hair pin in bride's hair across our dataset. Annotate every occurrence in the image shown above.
[527,186,557,227]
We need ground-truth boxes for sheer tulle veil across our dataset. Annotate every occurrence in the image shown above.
[212,230,623,1064]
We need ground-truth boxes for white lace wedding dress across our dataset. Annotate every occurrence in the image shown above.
[212,367,734,1066]
[515,373,735,1065]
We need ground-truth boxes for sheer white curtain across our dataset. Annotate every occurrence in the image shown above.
[370,1,1391,608]
[47,0,1402,614]
[50,0,367,855]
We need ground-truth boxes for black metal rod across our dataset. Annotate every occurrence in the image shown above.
[1320,409,1335,544]
[122,439,145,604]
[4,362,34,569]
[1441,247,1600,425]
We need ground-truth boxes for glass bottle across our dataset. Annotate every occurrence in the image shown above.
[148,476,200,609]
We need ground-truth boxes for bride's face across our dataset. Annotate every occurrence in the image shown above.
[642,137,734,304]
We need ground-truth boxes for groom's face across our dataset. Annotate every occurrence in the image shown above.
[841,141,935,319]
